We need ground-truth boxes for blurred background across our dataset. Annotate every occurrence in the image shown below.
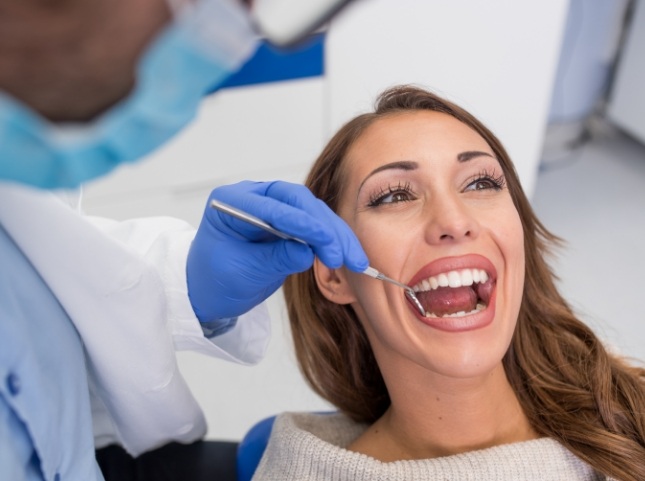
[81,0,645,441]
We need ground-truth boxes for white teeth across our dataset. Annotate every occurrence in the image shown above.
[448,271,461,288]
[424,303,486,319]
[461,269,473,286]
[413,269,490,293]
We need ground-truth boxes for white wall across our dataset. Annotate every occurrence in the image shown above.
[608,0,645,143]
[82,79,327,226]
[326,0,568,198]
[81,0,570,440]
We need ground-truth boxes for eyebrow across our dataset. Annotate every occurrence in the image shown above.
[457,151,494,162]
[358,160,418,193]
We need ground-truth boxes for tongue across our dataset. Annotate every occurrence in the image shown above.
[417,286,477,316]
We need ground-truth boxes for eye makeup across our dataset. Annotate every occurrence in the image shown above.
[462,168,507,192]
[367,180,416,207]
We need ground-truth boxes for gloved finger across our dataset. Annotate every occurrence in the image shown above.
[210,181,368,272]
[205,204,282,243]
[258,237,315,278]
[265,181,369,272]
[219,239,314,298]
[205,182,332,245]
[187,229,316,321]
[214,181,332,238]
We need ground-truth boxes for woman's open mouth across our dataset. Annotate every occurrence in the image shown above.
[412,268,494,318]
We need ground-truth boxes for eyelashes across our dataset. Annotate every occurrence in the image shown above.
[366,169,507,208]
[464,169,507,192]
[367,181,415,207]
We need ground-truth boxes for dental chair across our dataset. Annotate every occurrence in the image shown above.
[98,414,276,481]
[236,415,277,481]
[97,439,239,481]
[236,411,337,481]
[98,413,291,481]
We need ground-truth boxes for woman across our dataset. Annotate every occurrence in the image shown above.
[255,86,645,480]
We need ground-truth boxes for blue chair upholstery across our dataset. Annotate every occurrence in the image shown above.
[236,415,277,481]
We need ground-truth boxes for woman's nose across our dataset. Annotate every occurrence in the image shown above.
[422,194,480,245]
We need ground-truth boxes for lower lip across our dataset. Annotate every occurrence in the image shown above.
[409,288,497,333]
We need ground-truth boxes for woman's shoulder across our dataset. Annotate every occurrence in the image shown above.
[252,412,367,481]
[253,412,607,481]
[273,411,368,449]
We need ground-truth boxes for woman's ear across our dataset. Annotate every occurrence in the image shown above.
[313,257,357,305]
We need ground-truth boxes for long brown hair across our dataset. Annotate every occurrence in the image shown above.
[283,85,645,480]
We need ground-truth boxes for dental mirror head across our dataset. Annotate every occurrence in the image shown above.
[249,0,356,47]
[404,290,426,317]
[362,267,425,316]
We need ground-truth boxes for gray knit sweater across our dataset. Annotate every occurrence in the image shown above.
[252,412,609,480]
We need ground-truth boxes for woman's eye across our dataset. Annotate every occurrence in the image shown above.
[466,178,496,191]
[380,191,411,204]
[368,183,416,207]
[464,173,506,192]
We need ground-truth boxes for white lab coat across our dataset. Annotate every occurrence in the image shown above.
[0,182,271,456]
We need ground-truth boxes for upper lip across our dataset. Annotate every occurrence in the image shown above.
[407,254,498,288]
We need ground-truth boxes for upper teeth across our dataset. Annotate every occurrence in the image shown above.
[412,268,489,292]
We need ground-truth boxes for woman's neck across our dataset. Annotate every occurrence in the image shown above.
[348,363,539,461]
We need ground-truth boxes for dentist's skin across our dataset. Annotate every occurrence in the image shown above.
[0,0,172,122]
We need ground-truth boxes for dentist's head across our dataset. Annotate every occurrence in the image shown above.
[0,0,355,188]
[0,0,171,122]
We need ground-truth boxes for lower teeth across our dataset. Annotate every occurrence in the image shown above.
[424,303,486,319]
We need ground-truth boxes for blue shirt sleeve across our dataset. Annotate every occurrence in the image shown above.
[0,225,104,481]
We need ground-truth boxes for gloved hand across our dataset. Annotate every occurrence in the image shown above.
[187,180,369,322]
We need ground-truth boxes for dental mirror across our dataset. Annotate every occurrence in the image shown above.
[362,267,425,316]
[249,0,356,47]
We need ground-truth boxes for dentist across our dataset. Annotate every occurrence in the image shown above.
[0,0,366,480]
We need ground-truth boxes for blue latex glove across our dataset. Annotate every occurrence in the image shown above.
[187,180,369,322]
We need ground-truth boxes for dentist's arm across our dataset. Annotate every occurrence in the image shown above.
[186,180,368,322]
